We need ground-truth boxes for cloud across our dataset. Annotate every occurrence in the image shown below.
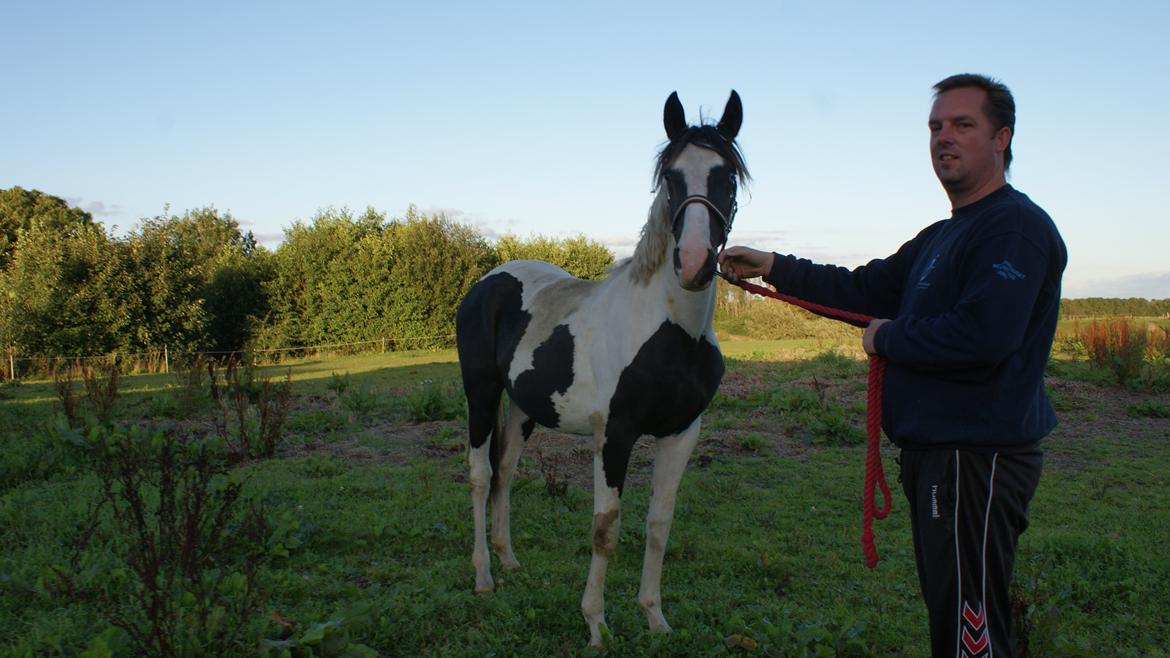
[62,197,123,219]
[83,201,122,217]
[417,206,521,241]
[252,231,285,247]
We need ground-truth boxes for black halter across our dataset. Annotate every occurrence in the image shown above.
[669,193,736,249]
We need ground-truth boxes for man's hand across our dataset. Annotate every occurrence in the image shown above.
[863,318,892,355]
[718,246,774,281]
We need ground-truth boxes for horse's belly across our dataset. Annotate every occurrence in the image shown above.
[509,366,604,436]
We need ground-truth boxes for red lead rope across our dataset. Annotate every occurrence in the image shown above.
[718,274,893,568]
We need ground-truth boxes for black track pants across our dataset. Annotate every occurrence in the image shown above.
[899,448,1043,658]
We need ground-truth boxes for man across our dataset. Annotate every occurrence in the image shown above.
[719,74,1067,658]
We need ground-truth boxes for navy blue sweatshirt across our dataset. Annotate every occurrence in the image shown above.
[764,185,1067,451]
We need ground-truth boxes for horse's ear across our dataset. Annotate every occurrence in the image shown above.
[717,90,743,140]
[664,91,687,141]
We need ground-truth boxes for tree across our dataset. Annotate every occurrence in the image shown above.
[376,206,497,346]
[124,206,268,354]
[0,222,133,357]
[261,207,386,348]
[0,187,95,270]
[494,233,613,280]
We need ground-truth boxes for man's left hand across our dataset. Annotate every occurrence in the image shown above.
[863,318,892,355]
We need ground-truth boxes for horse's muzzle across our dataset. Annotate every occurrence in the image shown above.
[675,247,717,291]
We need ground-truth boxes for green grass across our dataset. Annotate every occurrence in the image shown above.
[2,344,1169,656]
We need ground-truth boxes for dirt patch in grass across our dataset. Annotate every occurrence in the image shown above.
[273,373,1167,486]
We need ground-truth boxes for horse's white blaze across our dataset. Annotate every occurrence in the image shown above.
[672,144,724,286]
[677,203,712,281]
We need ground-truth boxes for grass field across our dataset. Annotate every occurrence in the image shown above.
[1,340,1168,657]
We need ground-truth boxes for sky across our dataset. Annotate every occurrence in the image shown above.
[3,1,1168,299]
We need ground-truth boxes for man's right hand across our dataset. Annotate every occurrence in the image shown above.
[718,246,774,282]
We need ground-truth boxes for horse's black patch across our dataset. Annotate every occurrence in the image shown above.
[510,324,575,429]
[602,321,724,491]
[456,271,530,449]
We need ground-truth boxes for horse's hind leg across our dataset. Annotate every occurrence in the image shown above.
[466,381,503,593]
[638,418,702,633]
[490,398,529,572]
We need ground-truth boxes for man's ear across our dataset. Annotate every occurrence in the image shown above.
[994,126,1012,152]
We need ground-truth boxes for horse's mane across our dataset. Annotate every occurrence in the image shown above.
[620,125,751,285]
[652,125,750,190]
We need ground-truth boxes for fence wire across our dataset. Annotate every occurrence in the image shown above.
[1,334,457,382]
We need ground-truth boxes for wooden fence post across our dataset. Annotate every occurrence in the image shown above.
[164,345,169,374]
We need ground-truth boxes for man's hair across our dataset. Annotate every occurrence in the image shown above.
[934,73,1016,172]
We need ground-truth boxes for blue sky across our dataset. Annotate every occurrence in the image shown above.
[3,1,1168,298]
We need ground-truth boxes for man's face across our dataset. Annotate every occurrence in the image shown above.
[928,87,1010,199]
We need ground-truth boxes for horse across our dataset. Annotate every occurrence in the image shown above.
[455,90,749,647]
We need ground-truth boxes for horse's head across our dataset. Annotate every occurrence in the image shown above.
[655,90,750,291]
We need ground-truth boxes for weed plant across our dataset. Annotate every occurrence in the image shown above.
[1071,318,1170,390]
[54,419,270,657]
[402,379,465,422]
[340,385,380,420]
[53,357,120,426]
[1127,399,1170,419]
[209,357,293,458]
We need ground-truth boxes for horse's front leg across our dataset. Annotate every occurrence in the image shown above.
[638,418,701,633]
[581,426,635,648]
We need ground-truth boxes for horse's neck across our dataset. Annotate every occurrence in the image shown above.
[617,260,717,340]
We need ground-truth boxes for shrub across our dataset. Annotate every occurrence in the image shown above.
[768,381,865,446]
[1127,399,1170,419]
[715,280,863,342]
[340,385,380,420]
[1075,319,1170,390]
[402,380,464,422]
[1077,319,1147,386]
[168,354,211,419]
[738,432,768,451]
[56,419,269,657]
[208,357,293,458]
[533,445,568,497]
[326,371,351,396]
[53,356,120,426]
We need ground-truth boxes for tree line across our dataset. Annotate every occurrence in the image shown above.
[3,186,1165,362]
[0,187,613,361]
[1059,297,1170,319]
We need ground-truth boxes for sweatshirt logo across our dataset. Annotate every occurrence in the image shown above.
[992,260,1025,280]
[917,255,939,290]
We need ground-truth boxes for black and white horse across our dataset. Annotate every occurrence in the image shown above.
[456,90,749,646]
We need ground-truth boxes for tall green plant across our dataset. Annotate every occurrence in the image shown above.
[57,419,269,657]
[1078,319,1148,385]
